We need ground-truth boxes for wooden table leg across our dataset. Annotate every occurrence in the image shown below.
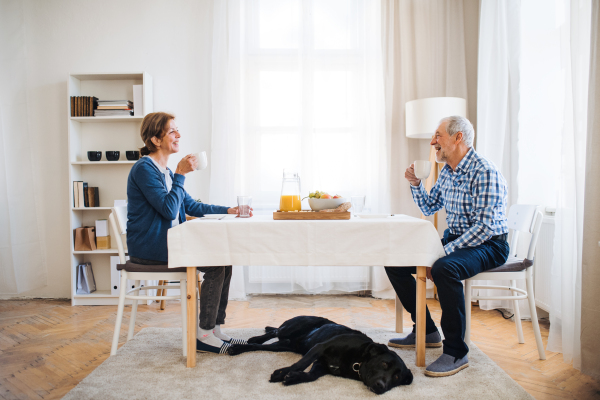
[186,267,197,368]
[395,294,404,333]
[416,266,427,367]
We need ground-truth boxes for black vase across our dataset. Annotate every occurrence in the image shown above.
[87,151,101,161]
[126,150,140,160]
[105,151,120,161]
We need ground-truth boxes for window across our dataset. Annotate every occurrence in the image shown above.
[241,0,368,210]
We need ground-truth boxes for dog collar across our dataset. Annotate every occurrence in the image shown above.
[352,362,362,378]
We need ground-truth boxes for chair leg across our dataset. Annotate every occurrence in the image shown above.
[180,278,187,356]
[511,280,524,344]
[464,280,472,344]
[156,280,164,303]
[127,280,140,341]
[197,274,202,334]
[526,272,546,360]
[111,272,129,355]
[160,281,167,310]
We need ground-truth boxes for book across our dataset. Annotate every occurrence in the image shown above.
[98,100,132,105]
[133,85,143,117]
[86,187,99,207]
[73,181,82,207]
[83,183,89,207]
[96,106,132,110]
[92,187,99,207]
[94,109,134,116]
[79,182,88,207]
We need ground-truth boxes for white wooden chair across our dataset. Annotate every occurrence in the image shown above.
[109,206,191,356]
[464,204,546,360]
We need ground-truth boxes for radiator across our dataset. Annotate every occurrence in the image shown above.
[533,215,554,312]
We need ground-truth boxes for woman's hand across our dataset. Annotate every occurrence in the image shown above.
[175,154,198,176]
[228,206,254,217]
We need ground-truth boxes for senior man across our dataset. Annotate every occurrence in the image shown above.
[385,116,509,377]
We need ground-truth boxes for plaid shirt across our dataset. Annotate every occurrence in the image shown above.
[410,148,508,255]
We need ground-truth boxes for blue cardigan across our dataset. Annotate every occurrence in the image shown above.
[126,156,229,262]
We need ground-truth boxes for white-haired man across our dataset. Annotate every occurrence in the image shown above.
[385,116,509,377]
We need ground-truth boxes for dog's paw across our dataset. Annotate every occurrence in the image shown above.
[283,371,306,386]
[270,367,291,382]
[226,345,244,356]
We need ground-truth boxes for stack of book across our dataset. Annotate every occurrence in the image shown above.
[94,100,133,116]
[73,181,100,207]
[70,96,98,117]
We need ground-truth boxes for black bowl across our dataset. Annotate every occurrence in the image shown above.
[126,150,140,160]
[87,151,102,161]
[105,151,120,161]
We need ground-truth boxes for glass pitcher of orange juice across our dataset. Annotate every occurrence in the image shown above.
[280,169,302,211]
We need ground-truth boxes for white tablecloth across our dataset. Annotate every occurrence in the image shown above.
[167,214,445,268]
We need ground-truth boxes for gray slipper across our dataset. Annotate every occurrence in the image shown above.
[388,331,442,348]
[424,353,469,377]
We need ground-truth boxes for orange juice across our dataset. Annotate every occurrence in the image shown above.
[280,195,302,211]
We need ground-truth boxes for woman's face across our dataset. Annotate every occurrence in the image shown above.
[155,119,180,154]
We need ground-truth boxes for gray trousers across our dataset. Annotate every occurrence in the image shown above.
[130,257,232,330]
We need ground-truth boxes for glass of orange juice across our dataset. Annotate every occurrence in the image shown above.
[280,169,302,211]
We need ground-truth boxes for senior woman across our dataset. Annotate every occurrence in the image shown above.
[127,111,249,354]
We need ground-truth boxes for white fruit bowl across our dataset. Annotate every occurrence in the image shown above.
[308,198,346,211]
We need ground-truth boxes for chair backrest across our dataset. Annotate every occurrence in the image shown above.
[506,204,544,260]
[109,206,128,264]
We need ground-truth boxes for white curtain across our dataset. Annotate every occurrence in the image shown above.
[477,0,591,366]
[474,0,524,314]
[375,0,470,298]
[0,0,47,294]
[210,0,388,295]
[546,0,591,369]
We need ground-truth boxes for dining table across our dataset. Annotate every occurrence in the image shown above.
[167,213,445,368]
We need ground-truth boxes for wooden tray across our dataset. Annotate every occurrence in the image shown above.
[273,211,351,220]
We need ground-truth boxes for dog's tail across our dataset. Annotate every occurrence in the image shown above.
[265,326,278,333]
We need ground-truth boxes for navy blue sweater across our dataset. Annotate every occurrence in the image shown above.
[126,157,229,262]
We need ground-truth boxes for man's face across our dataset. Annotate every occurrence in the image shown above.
[430,121,461,163]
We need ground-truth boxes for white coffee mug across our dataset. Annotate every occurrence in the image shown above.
[193,151,208,171]
[414,160,432,180]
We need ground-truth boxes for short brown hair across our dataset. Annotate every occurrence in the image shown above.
[139,112,175,156]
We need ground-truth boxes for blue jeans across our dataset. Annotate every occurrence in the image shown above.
[385,229,509,358]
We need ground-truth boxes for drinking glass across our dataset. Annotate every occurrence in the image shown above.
[350,195,366,217]
[237,196,252,218]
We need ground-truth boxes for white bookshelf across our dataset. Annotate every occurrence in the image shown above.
[67,72,153,306]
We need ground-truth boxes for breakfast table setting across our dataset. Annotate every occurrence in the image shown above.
[168,169,445,368]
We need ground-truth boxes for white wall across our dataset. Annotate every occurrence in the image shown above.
[12,0,214,298]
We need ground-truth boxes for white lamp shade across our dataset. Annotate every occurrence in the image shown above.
[405,97,467,139]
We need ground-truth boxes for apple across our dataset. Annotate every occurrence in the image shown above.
[332,195,342,199]
[320,194,332,199]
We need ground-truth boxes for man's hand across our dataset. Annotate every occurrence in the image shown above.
[175,154,198,176]
[405,164,421,187]
[426,267,433,283]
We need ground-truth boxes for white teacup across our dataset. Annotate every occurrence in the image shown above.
[193,151,208,171]
[414,160,432,180]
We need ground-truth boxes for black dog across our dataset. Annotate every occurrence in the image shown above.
[227,316,413,394]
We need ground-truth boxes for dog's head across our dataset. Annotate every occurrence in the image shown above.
[359,343,413,394]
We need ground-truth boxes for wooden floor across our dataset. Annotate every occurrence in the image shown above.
[1,296,599,399]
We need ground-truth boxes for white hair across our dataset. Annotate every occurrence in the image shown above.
[439,116,474,148]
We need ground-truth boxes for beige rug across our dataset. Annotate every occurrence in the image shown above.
[63,328,533,400]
